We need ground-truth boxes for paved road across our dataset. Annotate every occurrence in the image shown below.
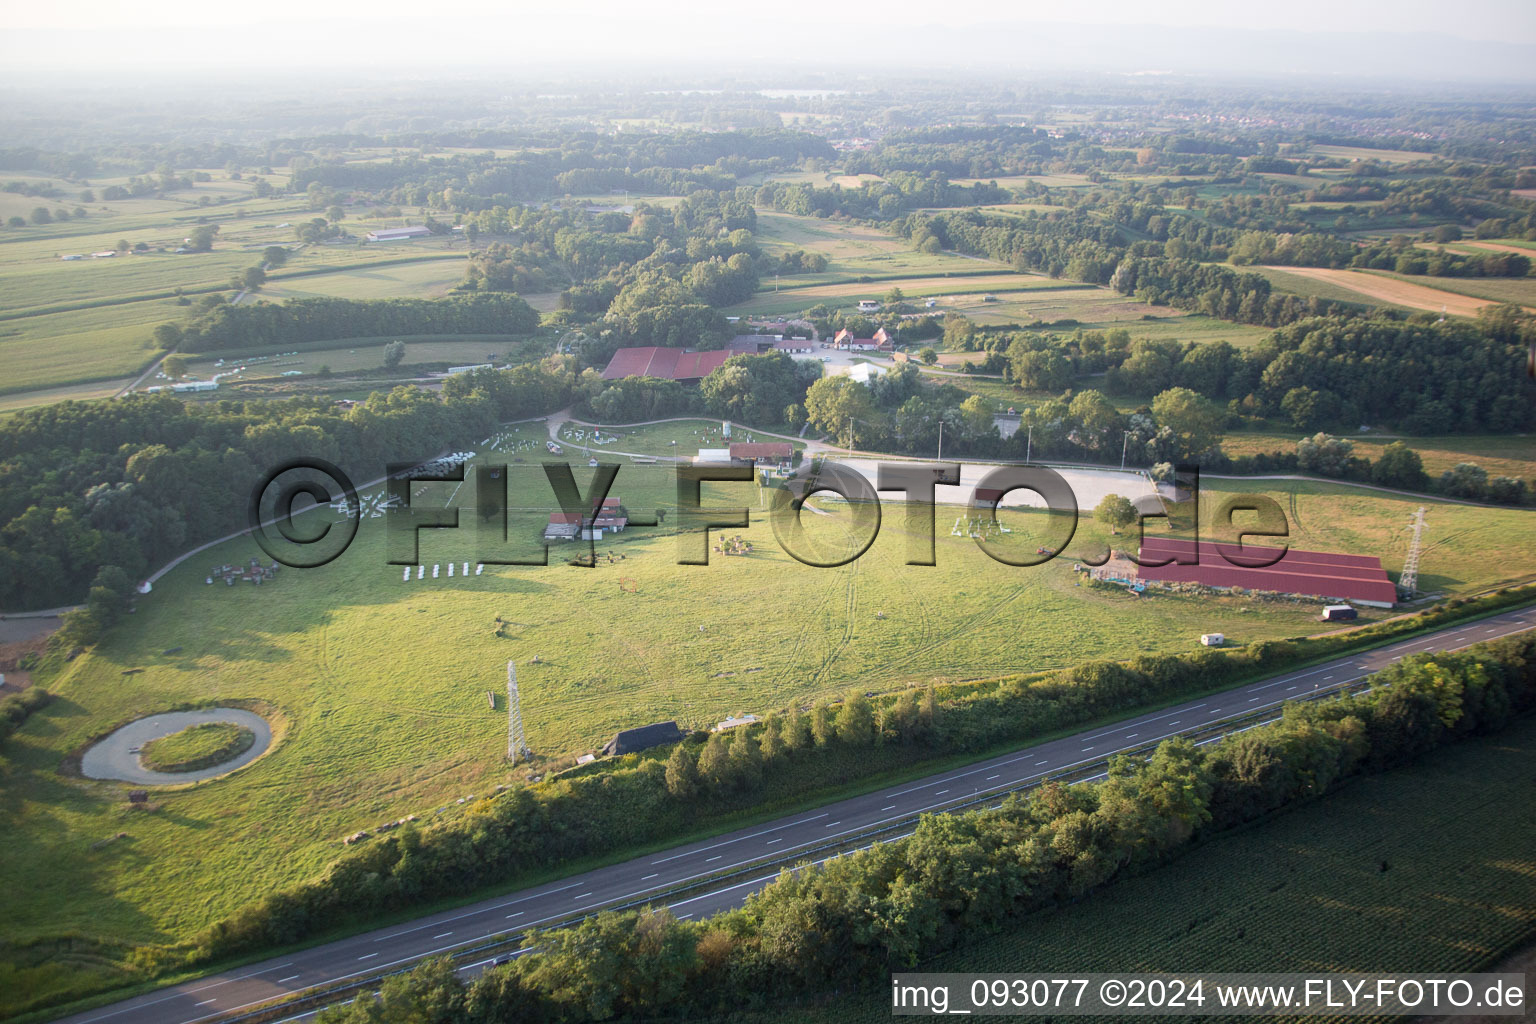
[51,605,1536,1024]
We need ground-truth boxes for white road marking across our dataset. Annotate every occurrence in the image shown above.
[641,873,658,880]
[881,805,896,812]
[357,953,378,961]
[433,932,452,939]
[706,855,722,862]
[986,775,1000,781]
[277,975,300,984]
[574,893,593,901]
[505,912,523,919]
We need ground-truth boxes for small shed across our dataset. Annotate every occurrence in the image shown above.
[1200,633,1225,647]
[1322,604,1358,621]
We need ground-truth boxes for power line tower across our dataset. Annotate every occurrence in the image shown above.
[506,661,530,764]
[1399,507,1427,599]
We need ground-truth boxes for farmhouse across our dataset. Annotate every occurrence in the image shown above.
[857,299,880,312]
[729,442,793,463]
[601,721,684,756]
[365,226,433,242]
[601,346,731,383]
[831,327,894,351]
[1135,537,1397,608]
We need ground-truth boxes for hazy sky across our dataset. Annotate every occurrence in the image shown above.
[3,0,1535,74]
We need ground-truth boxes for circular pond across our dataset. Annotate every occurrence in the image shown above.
[80,708,272,785]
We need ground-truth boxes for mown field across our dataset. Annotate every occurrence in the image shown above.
[774,713,1536,1024]
[3,463,1532,1002]
[1220,430,1536,483]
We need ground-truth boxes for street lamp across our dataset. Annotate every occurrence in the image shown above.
[1120,430,1132,470]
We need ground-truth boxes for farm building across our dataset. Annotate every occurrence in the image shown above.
[171,380,218,393]
[713,714,760,733]
[1136,537,1397,608]
[600,346,731,383]
[695,448,734,462]
[447,363,494,375]
[773,338,815,354]
[602,721,684,756]
[544,497,629,541]
[726,334,780,354]
[365,226,432,242]
[857,299,880,312]
[1322,604,1359,621]
[729,442,793,463]
[544,512,582,541]
[830,327,893,351]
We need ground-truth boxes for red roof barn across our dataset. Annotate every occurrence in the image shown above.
[1136,537,1397,607]
[600,347,730,383]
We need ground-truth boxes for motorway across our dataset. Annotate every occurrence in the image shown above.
[53,604,1536,1024]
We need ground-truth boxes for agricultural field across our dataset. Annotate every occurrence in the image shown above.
[174,336,531,385]
[1360,272,1536,309]
[13,463,1522,1000]
[0,162,477,395]
[1257,265,1508,317]
[776,714,1536,1024]
[727,274,1088,317]
[1220,430,1536,483]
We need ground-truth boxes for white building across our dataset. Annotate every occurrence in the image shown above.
[171,380,219,393]
[365,226,433,242]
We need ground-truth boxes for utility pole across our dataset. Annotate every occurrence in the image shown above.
[506,661,530,764]
[937,419,944,461]
[1026,424,1033,463]
[1121,431,1131,470]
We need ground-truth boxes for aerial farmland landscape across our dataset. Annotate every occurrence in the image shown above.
[1,2,1535,1022]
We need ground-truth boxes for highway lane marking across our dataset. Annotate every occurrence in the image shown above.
[881,805,896,811]
[505,911,523,919]
[1035,759,1049,765]
[765,838,782,844]
[574,893,593,900]
[194,1001,215,1007]
[1077,704,1205,742]
[986,775,1000,780]
[277,975,300,984]
[357,953,378,961]
[68,961,297,1024]
[1081,746,1094,751]
[935,789,949,796]
[642,873,658,879]
[372,881,583,941]
[1125,733,1137,738]
[649,813,828,865]
[825,821,841,827]
[433,932,453,939]
[1168,721,1179,726]
[706,855,722,862]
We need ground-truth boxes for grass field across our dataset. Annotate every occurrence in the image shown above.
[775,714,1536,1023]
[1220,431,1536,483]
[1361,273,1536,308]
[3,465,1531,995]
[12,462,1528,997]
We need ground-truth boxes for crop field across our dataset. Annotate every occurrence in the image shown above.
[1310,143,1440,163]
[777,715,1536,1024]
[13,463,1517,1002]
[727,275,1079,317]
[1257,266,1501,316]
[1220,431,1536,483]
[1361,273,1536,308]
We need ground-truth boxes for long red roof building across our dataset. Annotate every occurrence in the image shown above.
[600,347,730,382]
[1136,536,1397,607]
